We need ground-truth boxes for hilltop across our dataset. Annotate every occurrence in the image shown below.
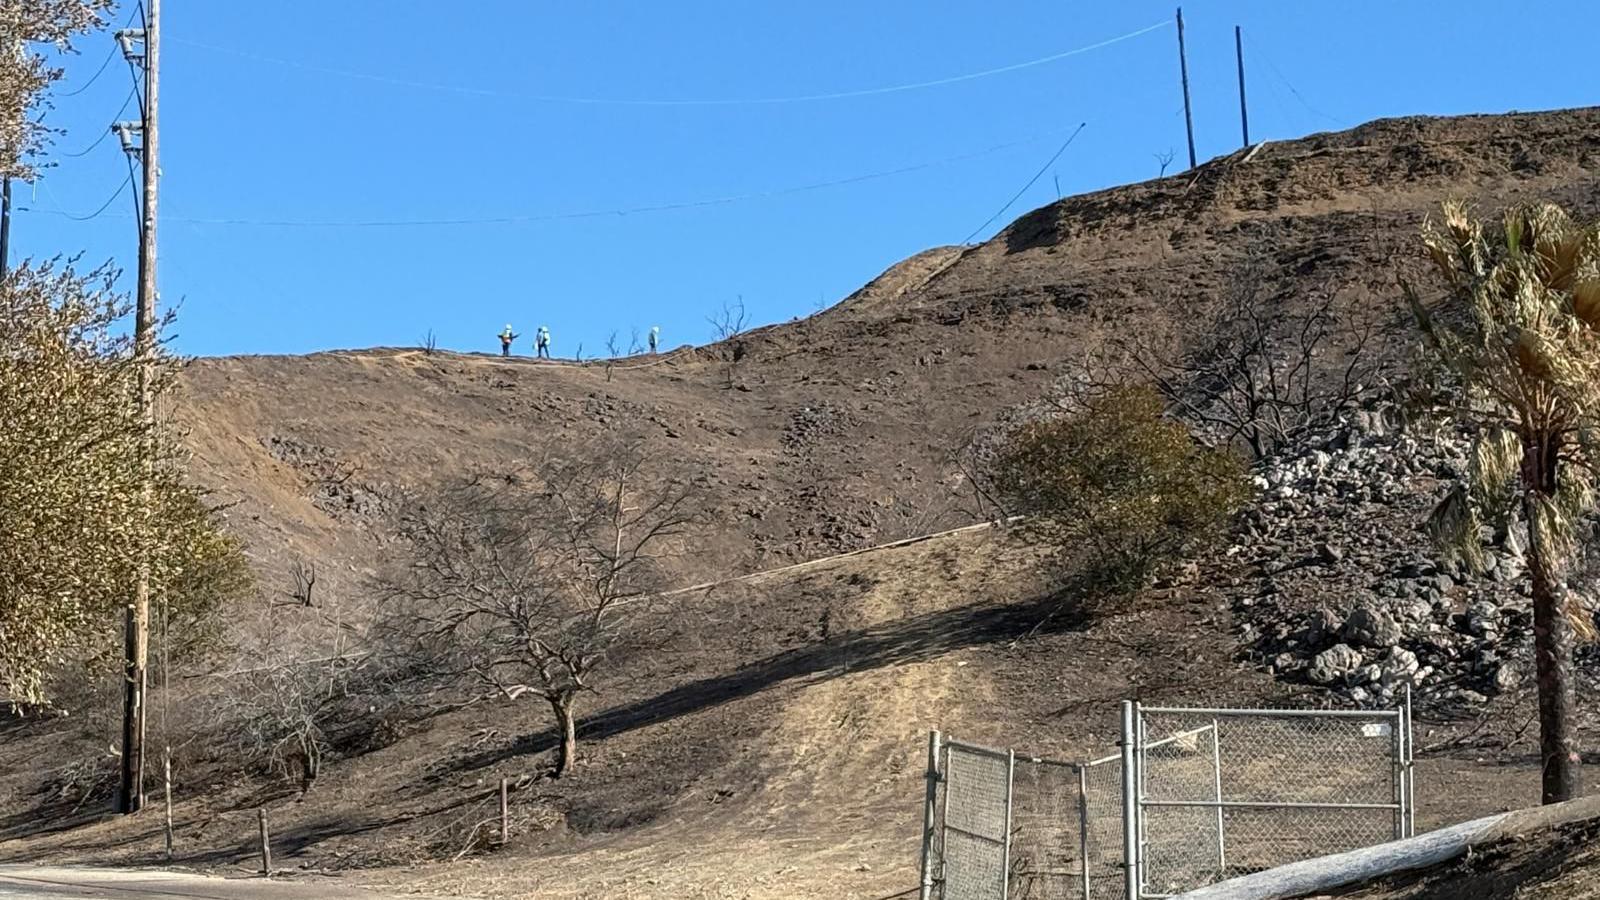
[6,106,1600,897]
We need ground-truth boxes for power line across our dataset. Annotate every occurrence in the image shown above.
[55,42,117,97]
[1255,44,1339,125]
[22,172,132,221]
[58,86,138,157]
[169,19,1170,107]
[62,124,1085,228]
[53,3,142,97]
[961,122,1086,245]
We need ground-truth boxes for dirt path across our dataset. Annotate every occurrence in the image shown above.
[0,867,413,899]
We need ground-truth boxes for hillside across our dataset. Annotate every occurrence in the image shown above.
[175,107,1600,608]
[7,107,1600,897]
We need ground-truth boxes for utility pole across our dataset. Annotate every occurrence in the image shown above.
[2,37,16,282]
[116,0,158,816]
[1235,26,1250,148]
[1,176,11,279]
[1176,7,1197,170]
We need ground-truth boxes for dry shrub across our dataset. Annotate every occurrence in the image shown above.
[989,384,1250,609]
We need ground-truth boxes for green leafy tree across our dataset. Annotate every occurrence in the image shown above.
[989,385,1249,608]
[1,0,114,178]
[1403,200,1600,804]
[0,260,248,705]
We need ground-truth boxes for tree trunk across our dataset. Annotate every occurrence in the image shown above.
[550,694,578,777]
[1524,437,1582,804]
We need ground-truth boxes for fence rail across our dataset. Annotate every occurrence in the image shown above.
[918,691,1414,900]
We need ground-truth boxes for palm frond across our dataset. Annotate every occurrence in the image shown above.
[1427,483,1488,573]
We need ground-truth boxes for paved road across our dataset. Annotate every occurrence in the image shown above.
[0,867,405,899]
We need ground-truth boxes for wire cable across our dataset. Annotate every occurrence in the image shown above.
[21,172,132,221]
[1255,44,1339,125]
[53,3,141,98]
[58,85,138,157]
[169,19,1170,107]
[139,124,1087,228]
[961,122,1086,245]
[55,42,117,98]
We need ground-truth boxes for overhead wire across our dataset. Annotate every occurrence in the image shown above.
[22,172,132,221]
[52,2,141,98]
[167,19,1171,107]
[117,123,1091,228]
[57,85,138,157]
[961,122,1087,245]
[54,41,118,98]
[1254,43,1339,125]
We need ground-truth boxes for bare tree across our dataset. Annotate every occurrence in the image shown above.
[628,327,643,356]
[1070,260,1393,460]
[1155,148,1176,179]
[604,331,621,381]
[287,558,317,608]
[384,439,698,776]
[707,298,750,390]
[418,329,438,355]
[216,599,363,793]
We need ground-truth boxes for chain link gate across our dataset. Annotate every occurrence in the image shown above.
[918,735,1130,900]
[1126,697,1415,899]
[917,691,1415,900]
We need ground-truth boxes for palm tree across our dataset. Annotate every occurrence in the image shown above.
[1404,200,1600,804]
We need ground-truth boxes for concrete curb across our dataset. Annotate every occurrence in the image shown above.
[1173,795,1600,900]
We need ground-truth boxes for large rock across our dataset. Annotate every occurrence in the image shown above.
[1309,643,1364,684]
[1380,647,1421,687]
[1342,603,1404,648]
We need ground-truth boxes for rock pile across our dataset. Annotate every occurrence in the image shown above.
[1220,406,1554,708]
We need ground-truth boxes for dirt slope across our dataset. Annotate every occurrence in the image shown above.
[174,107,1600,610]
[7,107,1600,897]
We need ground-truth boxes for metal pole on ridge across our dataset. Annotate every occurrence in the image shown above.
[1176,7,1197,169]
[1235,26,1250,147]
[919,730,942,900]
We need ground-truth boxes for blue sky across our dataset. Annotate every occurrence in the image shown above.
[15,1,1597,358]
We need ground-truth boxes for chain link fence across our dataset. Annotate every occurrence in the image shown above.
[936,739,1014,900]
[917,693,1414,900]
[1132,704,1413,898]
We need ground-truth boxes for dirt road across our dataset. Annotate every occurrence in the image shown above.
[0,867,411,900]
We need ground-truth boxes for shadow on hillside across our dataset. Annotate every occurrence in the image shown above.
[447,593,1084,776]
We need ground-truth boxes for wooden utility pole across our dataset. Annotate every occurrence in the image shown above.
[117,0,159,816]
[1235,26,1250,147]
[258,808,273,875]
[1176,7,1197,170]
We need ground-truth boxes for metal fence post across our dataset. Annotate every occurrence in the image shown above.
[1121,701,1139,900]
[1002,749,1016,900]
[1136,706,1148,898]
[1078,765,1092,900]
[1210,720,1226,874]
[919,730,942,900]
[1405,684,1416,837]
[1391,703,1404,840]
